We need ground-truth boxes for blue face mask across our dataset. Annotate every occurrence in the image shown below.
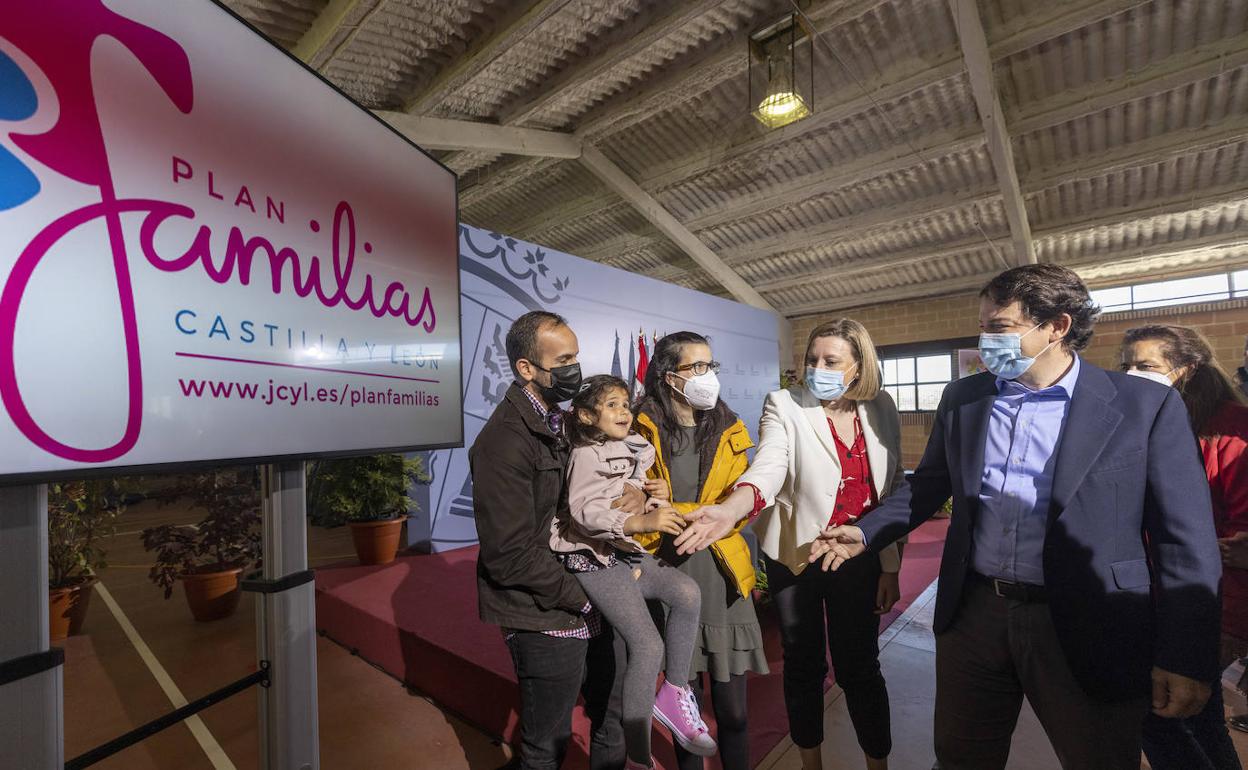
[978,323,1055,380]
[806,365,855,401]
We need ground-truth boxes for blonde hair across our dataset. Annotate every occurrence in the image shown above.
[803,318,881,402]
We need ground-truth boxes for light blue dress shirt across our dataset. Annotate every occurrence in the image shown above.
[971,356,1081,585]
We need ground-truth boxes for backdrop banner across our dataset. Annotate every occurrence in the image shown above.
[0,1,461,481]
[408,225,781,553]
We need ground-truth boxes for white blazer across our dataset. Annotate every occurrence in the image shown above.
[739,386,906,575]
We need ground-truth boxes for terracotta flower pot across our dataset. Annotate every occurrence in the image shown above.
[49,577,96,641]
[348,515,407,565]
[180,566,243,622]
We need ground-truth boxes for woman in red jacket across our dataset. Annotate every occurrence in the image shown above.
[1122,324,1248,770]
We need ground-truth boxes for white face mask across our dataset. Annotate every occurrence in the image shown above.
[1126,369,1174,388]
[670,371,720,411]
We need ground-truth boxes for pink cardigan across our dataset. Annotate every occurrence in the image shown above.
[550,434,661,565]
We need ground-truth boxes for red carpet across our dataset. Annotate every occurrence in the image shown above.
[315,518,948,768]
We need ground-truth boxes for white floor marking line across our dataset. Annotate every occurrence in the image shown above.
[94,582,238,770]
[878,578,939,648]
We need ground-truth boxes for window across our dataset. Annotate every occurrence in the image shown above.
[1088,285,1132,313]
[1234,269,1248,298]
[881,353,952,412]
[1090,271,1239,312]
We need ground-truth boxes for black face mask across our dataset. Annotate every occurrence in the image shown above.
[531,362,582,404]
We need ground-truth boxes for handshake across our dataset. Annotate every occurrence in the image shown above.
[808,525,868,571]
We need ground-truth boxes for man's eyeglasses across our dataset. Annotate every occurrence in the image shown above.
[675,361,721,376]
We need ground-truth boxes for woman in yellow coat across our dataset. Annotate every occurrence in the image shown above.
[634,331,768,770]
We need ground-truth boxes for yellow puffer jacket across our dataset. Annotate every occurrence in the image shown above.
[633,411,757,597]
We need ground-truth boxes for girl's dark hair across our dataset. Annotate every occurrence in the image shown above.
[566,375,632,447]
[980,264,1101,352]
[639,331,736,453]
[1122,324,1247,437]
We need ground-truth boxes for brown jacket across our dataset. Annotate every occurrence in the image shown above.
[470,383,588,632]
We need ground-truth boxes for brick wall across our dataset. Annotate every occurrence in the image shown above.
[790,296,1248,468]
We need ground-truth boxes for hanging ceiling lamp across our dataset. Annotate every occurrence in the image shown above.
[749,13,814,129]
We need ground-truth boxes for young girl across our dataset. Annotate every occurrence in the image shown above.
[549,375,716,769]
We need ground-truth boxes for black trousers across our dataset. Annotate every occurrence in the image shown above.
[934,579,1149,770]
[766,553,891,759]
[505,626,626,770]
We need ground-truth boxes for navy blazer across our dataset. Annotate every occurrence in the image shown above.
[859,360,1222,702]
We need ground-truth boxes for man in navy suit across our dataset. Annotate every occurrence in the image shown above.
[814,264,1222,769]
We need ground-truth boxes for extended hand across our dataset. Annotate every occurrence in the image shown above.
[1151,667,1211,718]
[808,525,866,572]
[643,477,670,503]
[1219,531,1248,569]
[611,483,647,517]
[875,571,900,615]
[673,490,753,555]
[623,506,687,537]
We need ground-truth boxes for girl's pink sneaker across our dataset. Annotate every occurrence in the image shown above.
[652,681,717,757]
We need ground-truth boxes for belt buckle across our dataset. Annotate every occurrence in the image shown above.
[992,578,1009,598]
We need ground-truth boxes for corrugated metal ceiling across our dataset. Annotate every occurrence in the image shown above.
[221,0,1248,315]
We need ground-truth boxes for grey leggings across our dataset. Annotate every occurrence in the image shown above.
[575,553,701,763]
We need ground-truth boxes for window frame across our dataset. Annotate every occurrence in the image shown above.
[876,338,971,414]
[1090,271,1239,312]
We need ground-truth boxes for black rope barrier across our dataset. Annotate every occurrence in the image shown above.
[65,660,270,769]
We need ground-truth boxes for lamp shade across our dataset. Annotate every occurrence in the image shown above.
[749,13,814,130]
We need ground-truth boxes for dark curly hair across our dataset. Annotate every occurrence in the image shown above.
[1122,324,1247,436]
[639,331,736,454]
[980,264,1101,352]
[566,375,632,448]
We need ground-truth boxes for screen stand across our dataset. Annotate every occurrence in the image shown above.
[0,483,64,768]
[256,462,319,770]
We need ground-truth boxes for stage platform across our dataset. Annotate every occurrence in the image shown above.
[315,519,949,769]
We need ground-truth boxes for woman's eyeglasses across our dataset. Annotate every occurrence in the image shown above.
[675,361,721,376]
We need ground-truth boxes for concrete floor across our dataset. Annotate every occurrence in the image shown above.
[59,498,1248,769]
[757,581,1248,770]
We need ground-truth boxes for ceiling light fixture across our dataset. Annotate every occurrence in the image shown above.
[749,13,814,130]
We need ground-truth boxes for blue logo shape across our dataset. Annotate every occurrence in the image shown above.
[0,49,41,211]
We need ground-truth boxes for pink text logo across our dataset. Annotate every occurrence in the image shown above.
[0,2,437,463]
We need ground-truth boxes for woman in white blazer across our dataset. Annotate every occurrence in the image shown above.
[700,319,904,770]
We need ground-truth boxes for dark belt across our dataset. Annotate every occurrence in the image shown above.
[968,571,1047,603]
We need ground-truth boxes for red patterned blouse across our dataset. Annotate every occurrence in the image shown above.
[828,415,877,528]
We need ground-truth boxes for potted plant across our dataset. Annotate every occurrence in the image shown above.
[141,468,262,622]
[47,478,131,640]
[309,453,429,565]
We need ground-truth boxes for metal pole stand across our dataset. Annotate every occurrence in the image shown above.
[0,484,63,769]
[250,463,319,770]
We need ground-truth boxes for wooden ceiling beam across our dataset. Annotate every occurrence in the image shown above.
[457,0,885,200]
[401,0,565,115]
[373,113,581,157]
[1011,31,1248,136]
[578,146,776,313]
[291,0,387,71]
[950,0,1034,265]
[497,0,734,128]
[573,61,1248,269]
[771,185,1248,313]
[782,232,1248,317]
[462,0,1144,220]
[988,0,1151,60]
